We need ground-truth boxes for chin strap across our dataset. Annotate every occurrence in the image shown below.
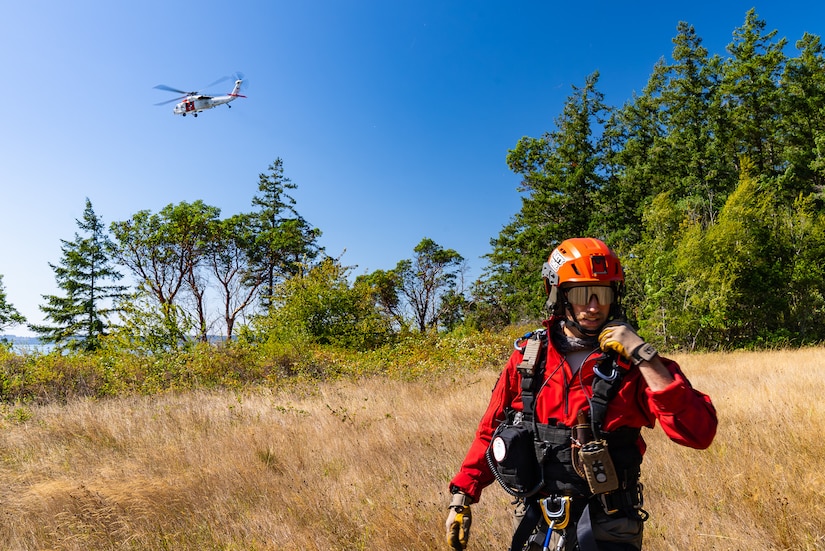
[564,303,602,337]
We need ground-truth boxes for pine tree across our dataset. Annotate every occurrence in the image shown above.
[487,72,610,320]
[779,32,825,197]
[0,274,26,332]
[31,199,128,351]
[249,158,322,309]
[721,9,787,176]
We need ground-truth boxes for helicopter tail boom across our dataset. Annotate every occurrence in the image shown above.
[229,80,246,98]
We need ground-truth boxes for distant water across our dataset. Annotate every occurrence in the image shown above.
[10,343,56,354]
[1,335,55,354]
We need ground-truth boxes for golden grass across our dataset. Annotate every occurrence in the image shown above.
[1,348,824,550]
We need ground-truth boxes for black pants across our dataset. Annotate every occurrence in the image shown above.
[515,501,643,550]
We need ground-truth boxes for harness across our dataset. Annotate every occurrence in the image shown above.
[487,329,647,551]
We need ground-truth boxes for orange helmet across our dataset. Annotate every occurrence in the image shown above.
[541,237,624,315]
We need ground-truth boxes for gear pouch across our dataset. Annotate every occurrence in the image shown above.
[578,439,619,494]
[489,422,541,497]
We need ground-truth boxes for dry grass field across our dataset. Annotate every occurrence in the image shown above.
[1,347,824,550]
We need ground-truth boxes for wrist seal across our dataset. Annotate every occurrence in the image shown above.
[631,342,658,365]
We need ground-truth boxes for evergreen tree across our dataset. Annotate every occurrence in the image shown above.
[249,158,322,308]
[599,66,668,250]
[779,32,825,198]
[31,199,127,351]
[690,159,789,347]
[0,275,26,332]
[488,72,611,321]
[781,193,825,342]
[660,22,735,227]
[721,9,787,176]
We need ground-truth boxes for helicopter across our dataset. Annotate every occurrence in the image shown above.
[154,74,246,117]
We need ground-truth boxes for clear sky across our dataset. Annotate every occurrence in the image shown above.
[2,1,823,336]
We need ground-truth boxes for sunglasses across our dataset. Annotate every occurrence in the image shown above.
[564,285,615,306]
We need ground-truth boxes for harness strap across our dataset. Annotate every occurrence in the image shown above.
[590,353,628,438]
[508,498,542,551]
[516,330,548,428]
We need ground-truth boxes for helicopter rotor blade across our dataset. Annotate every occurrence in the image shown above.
[153,84,192,95]
[204,75,233,89]
[203,72,247,92]
[234,72,249,92]
[154,96,185,106]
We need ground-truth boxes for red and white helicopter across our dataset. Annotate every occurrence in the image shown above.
[154,74,246,117]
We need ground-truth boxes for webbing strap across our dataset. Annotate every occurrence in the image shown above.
[508,499,541,551]
[590,355,627,439]
[518,331,547,428]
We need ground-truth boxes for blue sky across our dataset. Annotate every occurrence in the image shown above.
[2,1,823,336]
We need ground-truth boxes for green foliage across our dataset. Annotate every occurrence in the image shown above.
[482,10,825,349]
[107,292,194,354]
[110,200,222,343]
[355,268,407,331]
[249,158,323,309]
[30,199,127,352]
[107,159,323,345]
[0,324,518,405]
[489,72,610,322]
[248,257,393,350]
[0,275,25,331]
[394,238,466,332]
[15,12,825,356]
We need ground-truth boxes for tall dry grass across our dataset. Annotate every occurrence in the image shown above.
[0,348,823,550]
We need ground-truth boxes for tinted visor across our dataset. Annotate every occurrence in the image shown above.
[565,285,615,306]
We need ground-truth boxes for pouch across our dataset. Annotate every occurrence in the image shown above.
[489,422,541,496]
[578,439,619,494]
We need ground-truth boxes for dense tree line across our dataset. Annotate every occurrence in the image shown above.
[480,9,825,349]
[3,10,823,353]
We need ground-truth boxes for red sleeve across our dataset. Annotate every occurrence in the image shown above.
[644,358,717,449]
[449,351,522,503]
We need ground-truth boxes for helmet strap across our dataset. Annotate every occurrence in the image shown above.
[563,302,602,337]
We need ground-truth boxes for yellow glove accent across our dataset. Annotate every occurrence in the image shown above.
[598,321,645,363]
[446,493,472,550]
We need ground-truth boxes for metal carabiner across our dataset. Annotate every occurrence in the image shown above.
[540,496,571,551]
[539,495,571,530]
[514,328,546,352]
[592,353,619,381]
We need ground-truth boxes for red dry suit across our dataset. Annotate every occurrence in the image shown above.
[449,318,717,503]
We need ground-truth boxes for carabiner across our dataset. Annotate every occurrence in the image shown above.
[539,495,571,530]
[592,353,619,381]
[514,328,546,352]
